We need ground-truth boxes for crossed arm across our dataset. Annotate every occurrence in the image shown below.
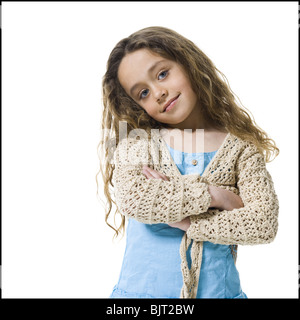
[142,165,244,231]
[114,138,278,245]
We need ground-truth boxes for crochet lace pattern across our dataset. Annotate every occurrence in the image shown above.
[112,129,279,298]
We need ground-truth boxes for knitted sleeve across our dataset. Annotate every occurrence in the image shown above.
[113,137,211,224]
[186,144,279,245]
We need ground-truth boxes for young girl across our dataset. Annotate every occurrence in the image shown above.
[97,26,279,298]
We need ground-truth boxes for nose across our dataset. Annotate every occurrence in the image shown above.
[153,85,168,102]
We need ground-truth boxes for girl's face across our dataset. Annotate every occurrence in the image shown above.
[118,49,204,130]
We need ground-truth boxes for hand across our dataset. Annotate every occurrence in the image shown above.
[142,165,170,181]
[168,217,191,231]
[208,185,244,211]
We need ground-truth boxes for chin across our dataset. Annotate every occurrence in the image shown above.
[166,114,191,125]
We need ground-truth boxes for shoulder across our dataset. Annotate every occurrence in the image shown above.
[116,129,161,152]
[114,130,162,165]
[228,133,266,169]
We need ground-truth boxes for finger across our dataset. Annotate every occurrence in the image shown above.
[148,168,169,181]
[142,168,152,179]
[142,165,152,173]
[161,174,169,181]
[142,166,157,179]
[142,166,161,179]
[152,169,169,181]
[149,169,162,179]
[142,166,169,181]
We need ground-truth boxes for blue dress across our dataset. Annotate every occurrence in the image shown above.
[110,144,247,298]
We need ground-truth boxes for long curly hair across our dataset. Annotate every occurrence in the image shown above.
[96,26,279,238]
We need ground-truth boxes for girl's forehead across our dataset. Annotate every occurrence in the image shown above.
[123,48,167,64]
[118,49,172,82]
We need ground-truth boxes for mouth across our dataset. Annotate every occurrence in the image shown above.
[163,94,180,113]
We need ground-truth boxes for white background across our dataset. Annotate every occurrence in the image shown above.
[2,2,298,298]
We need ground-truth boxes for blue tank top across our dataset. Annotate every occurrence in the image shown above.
[110,144,247,298]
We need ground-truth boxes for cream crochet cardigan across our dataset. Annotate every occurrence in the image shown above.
[112,129,279,298]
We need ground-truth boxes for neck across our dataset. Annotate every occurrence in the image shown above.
[163,116,217,132]
[162,103,219,132]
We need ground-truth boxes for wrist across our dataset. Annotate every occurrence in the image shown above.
[208,185,220,209]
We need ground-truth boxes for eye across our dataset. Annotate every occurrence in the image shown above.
[158,70,168,80]
[139,88,149,99]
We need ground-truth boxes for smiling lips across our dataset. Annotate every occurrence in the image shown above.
[163,95,180,112]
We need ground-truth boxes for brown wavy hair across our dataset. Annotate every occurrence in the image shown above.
[96,26,279,238]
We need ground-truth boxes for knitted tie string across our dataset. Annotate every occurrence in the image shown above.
[179,233,203,298]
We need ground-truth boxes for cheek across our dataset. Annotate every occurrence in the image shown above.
[181,78,197,102]
[174,74,192,92]
[141,102,157,118]
[145,107,158,119]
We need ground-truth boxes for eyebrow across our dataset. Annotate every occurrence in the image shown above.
[129,59,166,96]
